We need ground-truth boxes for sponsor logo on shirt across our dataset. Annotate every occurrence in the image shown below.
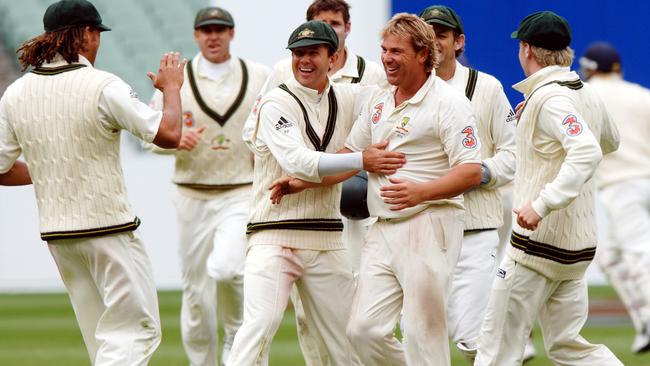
[183,111,194,127]
[129,88,139,100]
[251,95,262,116]
[461,126,478,149]
[371,102,384,124]
[275,116,294,131]
[506,109,516,123]
[562,114,582,136]
[496,268,506,278]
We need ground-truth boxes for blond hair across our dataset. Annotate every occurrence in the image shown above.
[530,45,574,67]
[381,13,439,72]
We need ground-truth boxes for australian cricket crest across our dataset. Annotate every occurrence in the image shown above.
[211,134,231,150]
[394,116,411,138]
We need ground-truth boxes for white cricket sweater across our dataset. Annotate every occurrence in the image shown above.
[2,65,138,240]
[588,74,650,189]
[509,66,619,280]
[448,62,516,230]
[172,55,267,199]
[246,77,362,250]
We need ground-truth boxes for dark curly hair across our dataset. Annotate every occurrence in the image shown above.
[17,26,86,71]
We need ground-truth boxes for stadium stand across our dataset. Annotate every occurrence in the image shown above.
[0,0,210,98]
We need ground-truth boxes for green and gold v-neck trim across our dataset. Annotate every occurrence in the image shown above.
[187,57,249,126]
[278,83,338,152]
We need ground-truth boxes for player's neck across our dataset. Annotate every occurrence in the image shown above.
[394,71,428,105]
[436,59,457,81]
[329,47,346,75]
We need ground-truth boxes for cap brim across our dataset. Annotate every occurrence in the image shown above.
[97,24,111,32]
[194,19,234,29]
[510,30,519,39]
[286,38,332,50]
[425,19,456,30]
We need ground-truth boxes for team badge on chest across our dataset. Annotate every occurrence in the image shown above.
[394,116,411,138]
[562,114,582,136]
[211,134,231,150]
[371,102,384,124]
[183,111,194,127]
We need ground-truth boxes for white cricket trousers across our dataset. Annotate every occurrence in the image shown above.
[227,244,359,366]
[597,179,650,333]
[475,255,623,366]
[293,217,374,365]
[175,188,248,366]
[48,231,161,366]
[347,206,464,366]
[448,229,499,356]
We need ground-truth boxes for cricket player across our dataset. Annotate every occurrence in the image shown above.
[246,1,386,363]
[148,7,269,366]
[580,42,650,354]
[227,21,404,366]
[0,0,186,364]
[341,13,482,366]
[418,5,516,363]
[475,11,622,365]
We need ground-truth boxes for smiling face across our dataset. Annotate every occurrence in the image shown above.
[194,24,234,63]
[381,34,428,87]
[432,25,464,68]
[291,44,335,93]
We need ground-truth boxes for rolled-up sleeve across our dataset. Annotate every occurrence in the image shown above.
[99,80,162,143]
[257,102,323,183]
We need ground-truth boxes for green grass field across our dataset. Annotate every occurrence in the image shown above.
[0,286,648,365]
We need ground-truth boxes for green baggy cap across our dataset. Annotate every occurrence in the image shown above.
[43,0,110,33]
[287,20,339,52]
[419,5,464,34]
[194,7,234,29]
[511,11,571,50]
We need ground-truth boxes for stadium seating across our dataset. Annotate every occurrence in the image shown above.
[0,0,208,99]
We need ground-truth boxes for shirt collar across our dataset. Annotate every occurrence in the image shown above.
[195,52,234,80]
[331,47,359,81]
[41,54,93,68]
[446,60,468,90]
[513,65,578,96]
[387,70,437,106]
[286,75,333,104]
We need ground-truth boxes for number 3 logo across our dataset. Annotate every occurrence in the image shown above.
[462,126,478,149]
[562,114,583,136]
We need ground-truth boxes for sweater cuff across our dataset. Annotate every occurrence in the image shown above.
[531,197,550,218]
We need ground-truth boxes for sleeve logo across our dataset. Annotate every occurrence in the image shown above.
[275,116,294,131]
[562,114,582,136]
[462,126,478,149]
[371,102,384,124]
